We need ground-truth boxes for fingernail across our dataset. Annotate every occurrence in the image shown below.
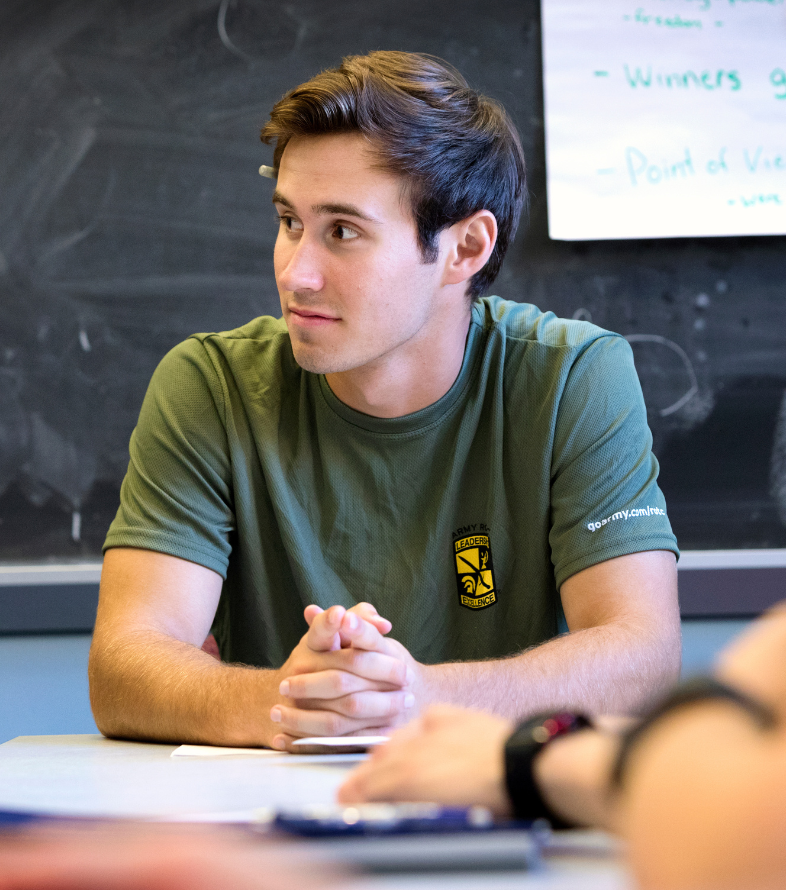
[270,707,282,723]
[271,736,286,750]
[279,680,290,696]
[345,612,358,631]
[404,693,415,709]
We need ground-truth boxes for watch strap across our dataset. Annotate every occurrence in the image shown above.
[610,675,777,790]
[504,711,591,828]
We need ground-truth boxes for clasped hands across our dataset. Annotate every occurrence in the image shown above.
[269,603,422,750]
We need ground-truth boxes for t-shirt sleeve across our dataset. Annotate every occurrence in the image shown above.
[103,337,234,577]
[549,333,679,589]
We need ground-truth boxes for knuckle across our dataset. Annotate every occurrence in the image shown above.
[284,677,303,698]
[388,694,404,716]
[385,693,404,717]
[390,662,407,684]
[323,712,343,736]
[277,708,296,731]
[334,671,355,695]
[362,625,380,646]
[342,694,363,718]
[378,660,396,683]
[288,709,307,732]
[345,649,365,672]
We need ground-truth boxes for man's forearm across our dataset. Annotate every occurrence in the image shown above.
[420,621,680,719]
[89,631,282,747]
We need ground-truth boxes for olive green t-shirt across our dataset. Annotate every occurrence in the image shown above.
[104,297,678,667]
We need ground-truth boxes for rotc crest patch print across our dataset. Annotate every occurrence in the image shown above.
[454,533,497,610]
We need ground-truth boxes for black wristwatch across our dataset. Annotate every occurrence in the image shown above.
[504,711,591,828]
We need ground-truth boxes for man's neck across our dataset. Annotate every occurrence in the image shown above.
[325,309,472,418]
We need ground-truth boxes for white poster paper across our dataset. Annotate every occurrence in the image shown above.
[541,0,786,240]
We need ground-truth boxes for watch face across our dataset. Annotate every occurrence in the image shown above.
[506,712,592,760]
[530,725,551,743]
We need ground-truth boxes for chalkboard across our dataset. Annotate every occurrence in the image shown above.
[0,0,785,562]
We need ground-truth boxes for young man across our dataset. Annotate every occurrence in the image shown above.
[339,602,786,890]
[89,51,680,750]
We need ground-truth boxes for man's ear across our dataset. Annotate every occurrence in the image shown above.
[441,210,498,288]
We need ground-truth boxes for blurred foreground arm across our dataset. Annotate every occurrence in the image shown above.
[618,604,786,890]
[342,604,786,890]
[0,824,339,890]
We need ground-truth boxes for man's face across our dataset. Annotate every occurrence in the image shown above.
[273,133,448,377]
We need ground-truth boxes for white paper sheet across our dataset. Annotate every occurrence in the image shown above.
[170,739,385,759]
[290,735,388,749]
[541,0,786,239]
[171,745,282,757]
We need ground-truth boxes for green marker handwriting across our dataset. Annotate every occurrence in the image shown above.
[743,147,786,172]
[626,147,695,185]
[623,64,741,90]
[623,8,703,27]
[622,146,786,187]
[726,0,784,7]
[771,68,786,98]
[727,193,783,207]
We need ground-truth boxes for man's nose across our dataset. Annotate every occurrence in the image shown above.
[276,237,325,293]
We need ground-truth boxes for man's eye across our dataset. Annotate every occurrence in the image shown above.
[333,224,359,241]
[278,215,303,233]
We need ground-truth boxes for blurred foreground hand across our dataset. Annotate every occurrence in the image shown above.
[0,823,342,890]
[338,704,514,815]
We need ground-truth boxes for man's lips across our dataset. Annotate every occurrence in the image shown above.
[287,306,340,327]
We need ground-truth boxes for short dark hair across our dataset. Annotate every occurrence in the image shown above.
[260,51,527,300]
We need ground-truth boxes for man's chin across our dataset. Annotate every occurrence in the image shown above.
[291,348,352,376]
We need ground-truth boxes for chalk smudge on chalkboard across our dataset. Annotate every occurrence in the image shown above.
[38,165,116,267]
[625,334,699,417]
[216,0,304,64]
[217,0,253,64]
[26,414,97,513]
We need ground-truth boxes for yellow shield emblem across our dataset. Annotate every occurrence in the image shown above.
[454,534,497,610]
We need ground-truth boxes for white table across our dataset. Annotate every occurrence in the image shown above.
[0,735,631,889]
[0,734,363,819]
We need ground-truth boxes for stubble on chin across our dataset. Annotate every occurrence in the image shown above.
[292,351,331,374]
[290,340,355,376]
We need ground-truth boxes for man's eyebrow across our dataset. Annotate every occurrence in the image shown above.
[312,202,379,223]
[272,191,380,223]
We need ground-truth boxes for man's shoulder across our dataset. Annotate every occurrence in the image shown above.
[474,296,620,354]
[189,314,290,352]
[147,315,297,404]
[163,314,294,377]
